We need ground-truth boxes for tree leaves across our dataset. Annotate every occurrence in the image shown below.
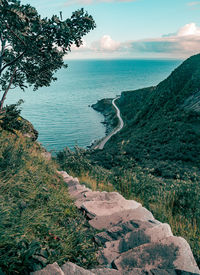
[0,0,96,109]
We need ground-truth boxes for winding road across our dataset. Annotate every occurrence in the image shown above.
[95,97,124,150]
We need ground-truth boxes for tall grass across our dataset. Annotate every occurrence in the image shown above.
[0,131,97,274]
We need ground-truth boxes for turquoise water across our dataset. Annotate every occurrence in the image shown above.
[5,59,182,152]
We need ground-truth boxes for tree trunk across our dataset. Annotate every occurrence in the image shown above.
[0,67,16,110]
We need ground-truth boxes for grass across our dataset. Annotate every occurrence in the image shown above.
[0,129,98,275]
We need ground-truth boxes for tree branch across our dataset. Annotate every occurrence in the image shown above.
[0,49,26,75]
[0,67,17,110]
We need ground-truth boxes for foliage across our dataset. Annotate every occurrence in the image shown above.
[0,130,97,274]
[0,99,24,131]
[0,0,96,109]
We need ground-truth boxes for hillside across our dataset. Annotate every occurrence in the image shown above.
[0,126,97,274]
[57,54,200,266]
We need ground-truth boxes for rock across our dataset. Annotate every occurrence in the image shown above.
[90,268,121,274]
[113,236,200,274]
[81,199,141,218]
[95,219,160,245]
[175,270,200,275]
[161,237,200,274]
[123,269,177,275]
[89,207,155,230]
[98,223,173,265]
[61,262,94,275]
[30,262,64,275]
[75,191,126,209]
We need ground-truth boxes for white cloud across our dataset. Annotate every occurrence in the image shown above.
[178,22,200,36]
[124,23,200,58]
[68,23,200,59]
[92,35,120,51]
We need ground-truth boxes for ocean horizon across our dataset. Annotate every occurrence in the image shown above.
[5,59,182,152]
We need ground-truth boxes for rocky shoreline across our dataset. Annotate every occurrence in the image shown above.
[91,98,118,136]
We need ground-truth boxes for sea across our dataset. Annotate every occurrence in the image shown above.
[5,59,182,153]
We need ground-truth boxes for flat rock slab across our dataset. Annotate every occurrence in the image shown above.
[75,191,124,209]
[95,219,161,245]
[89,207,155,230]
[31,262,64,275]
[113,236,200,274]
[61,262,94,275]
[90,268,121,274]
[81,198,141,218]
[98,223,173,265]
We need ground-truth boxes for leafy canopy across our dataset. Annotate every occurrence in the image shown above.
[0,0,96,109]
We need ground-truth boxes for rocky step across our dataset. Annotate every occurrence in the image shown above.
[113,236,199,274]
[94,219,161,245]
[89,207,155,230]
[31,262,200,275]
[97,223,173,265]
[54,171,200,275]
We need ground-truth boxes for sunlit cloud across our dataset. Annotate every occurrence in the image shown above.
[126,23,200,57]
[91,35,121,51]
[68,23,200,59]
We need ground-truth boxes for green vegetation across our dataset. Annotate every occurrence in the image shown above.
[0,127,97,274]
[0,0,95,110]
[57,54,200,266]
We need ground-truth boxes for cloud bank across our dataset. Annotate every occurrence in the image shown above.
[68,23,200,59]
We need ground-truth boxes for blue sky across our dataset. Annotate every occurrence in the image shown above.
[21,0,200,59]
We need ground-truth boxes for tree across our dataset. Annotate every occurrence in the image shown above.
[0,0,96,110]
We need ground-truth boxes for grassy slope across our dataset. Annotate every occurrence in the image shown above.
[57,54,200,266]
[0,130,97,275]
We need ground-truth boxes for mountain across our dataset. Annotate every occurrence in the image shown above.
[94,53,200,178]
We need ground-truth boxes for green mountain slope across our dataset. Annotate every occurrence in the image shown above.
[99,53,200,178]
[57,54,200,266]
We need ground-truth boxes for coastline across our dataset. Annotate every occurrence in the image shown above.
[90,96,123,150]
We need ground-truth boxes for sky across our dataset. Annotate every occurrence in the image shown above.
[21,0,200,59]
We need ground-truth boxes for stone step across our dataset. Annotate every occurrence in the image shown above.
[81,199,141,219]
[30,262,64,275]
[31,262,200,275]
[95,219,161,246]
[89,207,155,230]
[90,268,121,274]
[61,262,95,274]
[98,223,173,265]
[113,236,200,274]
[75,191,124,209]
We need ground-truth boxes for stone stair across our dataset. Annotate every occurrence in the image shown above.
[32,171,200,275]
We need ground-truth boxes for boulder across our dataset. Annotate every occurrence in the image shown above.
[90,268,121,274]
[98,223,173,265]
[89,207,155,230]
[75,191,124,209]
[95,219,160,245]
[113,236,200,274]
[61,262,94,275]
[30,262,64,275]
[81,199,141,218]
